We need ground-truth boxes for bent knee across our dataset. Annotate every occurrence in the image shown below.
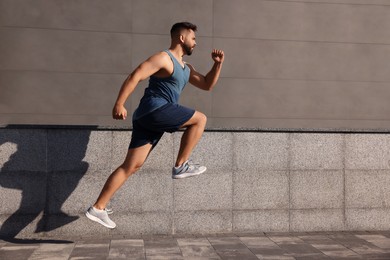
[121,161,144,176]
[195,111,207,125]
[181,111,207,128]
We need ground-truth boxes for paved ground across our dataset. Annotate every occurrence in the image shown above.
[2,231,390,259]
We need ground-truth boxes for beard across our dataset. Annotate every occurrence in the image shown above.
[182,43,193,56]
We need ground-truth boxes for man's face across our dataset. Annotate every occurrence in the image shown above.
[182,29,196,56]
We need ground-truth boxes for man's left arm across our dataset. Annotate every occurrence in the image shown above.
[188,49,224,91]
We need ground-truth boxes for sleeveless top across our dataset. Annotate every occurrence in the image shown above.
[133,50,191,120]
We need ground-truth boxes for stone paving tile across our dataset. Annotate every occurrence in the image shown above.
[0,240,6,248]
[267,235,328,259]
[177,238,221,258]
[376,231,390,239]
[144,236,183,259]
[239,236,293,259]
[356,234,390,250]
[365,255,390,260]
[328,233,389,257]
[309,244,362,259]
[208,237,258,259]
[4,232,390,259]
[108,239,145,259]
[28,243,75,260]
[0,244,38,260]
[235,232,266,237]
[294,256,330,260]
[258,257,296,260]
[68,239,110,260]
[298,235,361,258]
[211,249,257,260]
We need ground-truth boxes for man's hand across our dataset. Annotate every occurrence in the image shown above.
[211,49,224,64]
[112,104,127,120]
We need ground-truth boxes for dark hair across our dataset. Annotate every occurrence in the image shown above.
[170,22,197,38]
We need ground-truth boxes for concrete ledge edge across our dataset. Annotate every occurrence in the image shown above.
[2,124,390,134]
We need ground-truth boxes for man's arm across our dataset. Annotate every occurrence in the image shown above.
[112,52,169,120]
[188,49,224,91]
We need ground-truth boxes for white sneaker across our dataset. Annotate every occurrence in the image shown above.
[85,206,116,229]
[105,208,113,215]
[172,160,206,179]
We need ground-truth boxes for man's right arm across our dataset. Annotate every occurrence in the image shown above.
[112,52,168,120]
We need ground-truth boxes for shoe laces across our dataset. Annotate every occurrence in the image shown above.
[187,160,200,170]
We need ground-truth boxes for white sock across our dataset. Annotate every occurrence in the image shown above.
[93,206,105,212]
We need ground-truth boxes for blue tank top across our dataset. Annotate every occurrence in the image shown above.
[133,50,191,119]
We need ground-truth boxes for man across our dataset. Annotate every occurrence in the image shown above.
[86,22,224,229]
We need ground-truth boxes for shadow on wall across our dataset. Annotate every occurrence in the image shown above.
[0,127,91,238]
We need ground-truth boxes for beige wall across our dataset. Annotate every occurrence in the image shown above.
[1,0,390,130]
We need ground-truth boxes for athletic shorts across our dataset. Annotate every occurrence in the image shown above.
[129,103,195,149]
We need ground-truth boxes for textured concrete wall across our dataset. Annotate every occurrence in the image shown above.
[1,0,390,129]
[1,127,390,238]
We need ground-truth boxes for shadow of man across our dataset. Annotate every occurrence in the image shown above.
[0,127,91,239]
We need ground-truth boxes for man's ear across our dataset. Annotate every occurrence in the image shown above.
[179,34,185,43]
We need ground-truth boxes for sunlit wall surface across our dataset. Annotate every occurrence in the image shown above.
[1,0,390,130]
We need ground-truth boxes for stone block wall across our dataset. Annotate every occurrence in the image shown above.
[1,127,390,238]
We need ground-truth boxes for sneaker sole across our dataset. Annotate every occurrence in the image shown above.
[172,167,206,179]
[85,211,116,229]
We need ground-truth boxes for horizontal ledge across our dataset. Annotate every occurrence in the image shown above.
[2,124,390,134]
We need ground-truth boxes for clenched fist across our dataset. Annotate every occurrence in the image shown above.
[211,49,224,64]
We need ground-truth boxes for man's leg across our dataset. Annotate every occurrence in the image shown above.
[94,143,153,210]
[175,111,207,167]
[86,143,153,228]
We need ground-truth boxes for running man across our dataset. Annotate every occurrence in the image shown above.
[86,22,224,228]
